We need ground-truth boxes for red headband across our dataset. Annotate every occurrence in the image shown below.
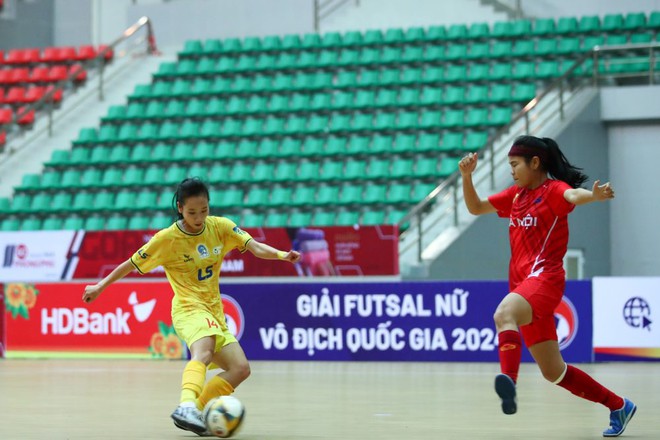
[508,144,548,163]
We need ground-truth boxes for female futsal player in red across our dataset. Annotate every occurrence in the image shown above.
[459,135,635,437]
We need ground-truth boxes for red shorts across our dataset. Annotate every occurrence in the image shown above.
[512,276,564,347]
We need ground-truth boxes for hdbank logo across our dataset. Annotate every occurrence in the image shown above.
[41,292,157,335]
[222,295,244,340]
[555,297,578,350]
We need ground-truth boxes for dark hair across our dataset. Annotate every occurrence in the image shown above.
[172,178,210,220]
[511,135,588,188]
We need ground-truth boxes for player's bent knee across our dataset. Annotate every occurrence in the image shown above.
[493,307,512,328]
[235,361,251,382]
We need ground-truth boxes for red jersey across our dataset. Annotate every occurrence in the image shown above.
[488,179,575,291]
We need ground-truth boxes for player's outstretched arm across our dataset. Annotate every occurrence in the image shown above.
[459,152,496,215]
[247,239,301,263]
[82,259,135,303]
[564,180,615,206]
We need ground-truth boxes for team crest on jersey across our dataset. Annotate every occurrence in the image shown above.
[232,226,246,235]
[555,297,579,350]
[197,244,210,259]
[221,294,245,340]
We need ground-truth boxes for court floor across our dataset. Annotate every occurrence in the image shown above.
[0,359,657,439]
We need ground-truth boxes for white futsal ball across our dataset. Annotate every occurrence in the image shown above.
[203,396,246,438]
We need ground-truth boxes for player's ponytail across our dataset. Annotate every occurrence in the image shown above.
[509,135,588,189]
[172,178,210,220]
[541,137,588,189]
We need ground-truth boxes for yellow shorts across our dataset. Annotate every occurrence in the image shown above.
[172,309,237,368]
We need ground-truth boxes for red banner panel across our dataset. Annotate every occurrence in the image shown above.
[4,281,187,357]
[71,225,399,279]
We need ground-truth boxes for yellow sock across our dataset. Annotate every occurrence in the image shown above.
[180,360,206,404]
[196,376,235,410]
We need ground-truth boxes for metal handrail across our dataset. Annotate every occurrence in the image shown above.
[398,42,660,260]
[5,16,158,141]
[314,0,359,31]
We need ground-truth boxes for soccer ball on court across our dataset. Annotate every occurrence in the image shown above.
[203,396,246,438]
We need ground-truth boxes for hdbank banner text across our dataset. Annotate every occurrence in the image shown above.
[223,281,593,362]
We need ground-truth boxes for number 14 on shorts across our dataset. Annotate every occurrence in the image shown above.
[205,318,219,329]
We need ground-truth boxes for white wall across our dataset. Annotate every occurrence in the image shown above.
[520,0,660,18]
[607,124,660,276]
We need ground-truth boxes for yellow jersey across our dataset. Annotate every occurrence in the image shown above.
[130,216,253,316]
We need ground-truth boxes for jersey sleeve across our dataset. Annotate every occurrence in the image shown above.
[217,217,253,253]
[548,180,576,216]
[130,231,170,274]
[488,185,518,218]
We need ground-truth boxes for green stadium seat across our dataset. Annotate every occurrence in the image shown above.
[1,218,21,231]
[136,191,158,210]
[419,110,442,129]
[321,32,342,48]
[62,217,84,230]
[312,211,336,226]
[289,211,312,227]
[557,17,578,34]
[242,212,265,228]
[441,109,465,128]
[115,191,136,210]
[533,18,556,35]
[582,36,605,51]
[30,193,51,212]
[85,217,106,231]
[72,192,94,212]
[373,112,397,131]
[291,186,316,206]
[467,64,490,82]
[252,163,275,183]
[446,44,468,60]
[578,15,600,33]
[336,211,360,225]
[465,131,489,151]
[282,34,301,50]
[490,41,512,58]
[106,217,128,231]
[446,24,468,40]
[21,218,42,231]
[338,184,363,204]
[606,35,628,45]
[363,184,388,204]
[69,148,90,164]
[228,164,252,183]
[366,158,391,179]
[42,217,63,230]
[265,212,289,227]
[297,162,321,181]
[468,22,489,39]
[371,135,393,154]
[361,210,386,225]
[649,12,660,29]
[512,83,536,102]
[391,158,414,178]
[18,173,41,190]
[151,215,173,230]
[439,132,463,151]
[423,45,445,62]
[438,157,460,177]
[392,133,416,154]
[398,87,420,107]
[100,167,124,187]
[630,33,652,44]
[343,31,363,46]
[537,61,559,79]
[269,187,293,207]
[491,21,513,38]
[245,187,270,207]
[444,86,465,105]
[490,107,513,126]
[401,67,423,85]
[512,40,534,57]
[62,169,83,188]
[465,85,489,104]
[557,37,580,55]
[75,127,98,144]
[344,159,367,180]
[93,192,115,211]
[513,62,536,80]
[316,185,340,205]
[602,13,624,32]
[403,27,425,43]
[214,188,243,208]
[490,63,513,81]
[144,167,166,186]
[128,216,151,230]
[465,108,489,127]
[623,12,646,30]
[535,38,558,56]
[411,183,438,203]
[0,198,9,214]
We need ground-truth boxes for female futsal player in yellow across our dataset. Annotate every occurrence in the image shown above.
[82,178,301,435]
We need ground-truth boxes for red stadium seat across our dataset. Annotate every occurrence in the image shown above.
[40,47,60,63]
[5,49,40,64]
[69,64,87,82]
[59,47,78,62]
[16,107,35,125]
[0,131,6,147]
[28,66,50,83]
[98,44,114,61]
[7,68,29,85]
[42,46,78,63]
[24,86,45,103]
[45,85,63,103]
[0,89,4,104]
[0,108,12,125]
[77,45,97,61]
[4,87,26,105]
[0,50,4,64]
[47,65,68,82]
[0,70,9,85]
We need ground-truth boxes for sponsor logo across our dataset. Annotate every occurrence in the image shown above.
[41,292,157,335]
[3,243,55,269]
[213,245,223,255]
[623,297,652,331]
[533,197,542,204]
[232,226,246,235]
[197,244,209,259]
[555,297,578,350]
[182,254,194,263]
[222,295,245,340]
[509,214,538,228]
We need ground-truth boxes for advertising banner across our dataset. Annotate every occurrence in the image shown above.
[70,225,399,279]
[593,277,660,361]
[4,281,592,362]
[223,281,592,363]
[0,231,79,282]
[4,281,187,358]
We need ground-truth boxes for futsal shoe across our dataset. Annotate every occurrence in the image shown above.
[494,374,517,415]
[171,403,207,435]
[603,398,636,437]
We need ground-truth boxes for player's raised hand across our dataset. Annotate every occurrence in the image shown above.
[459,152,478,176]
[592,180,615,201]
[82,284,103,303]
[282,250,301,263]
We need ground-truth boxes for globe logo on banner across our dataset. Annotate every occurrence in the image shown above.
[554,297,578,350]
[623,297,652,331]
[222,295,245,340]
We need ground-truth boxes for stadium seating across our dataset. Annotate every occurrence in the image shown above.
[5,12,658,230]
